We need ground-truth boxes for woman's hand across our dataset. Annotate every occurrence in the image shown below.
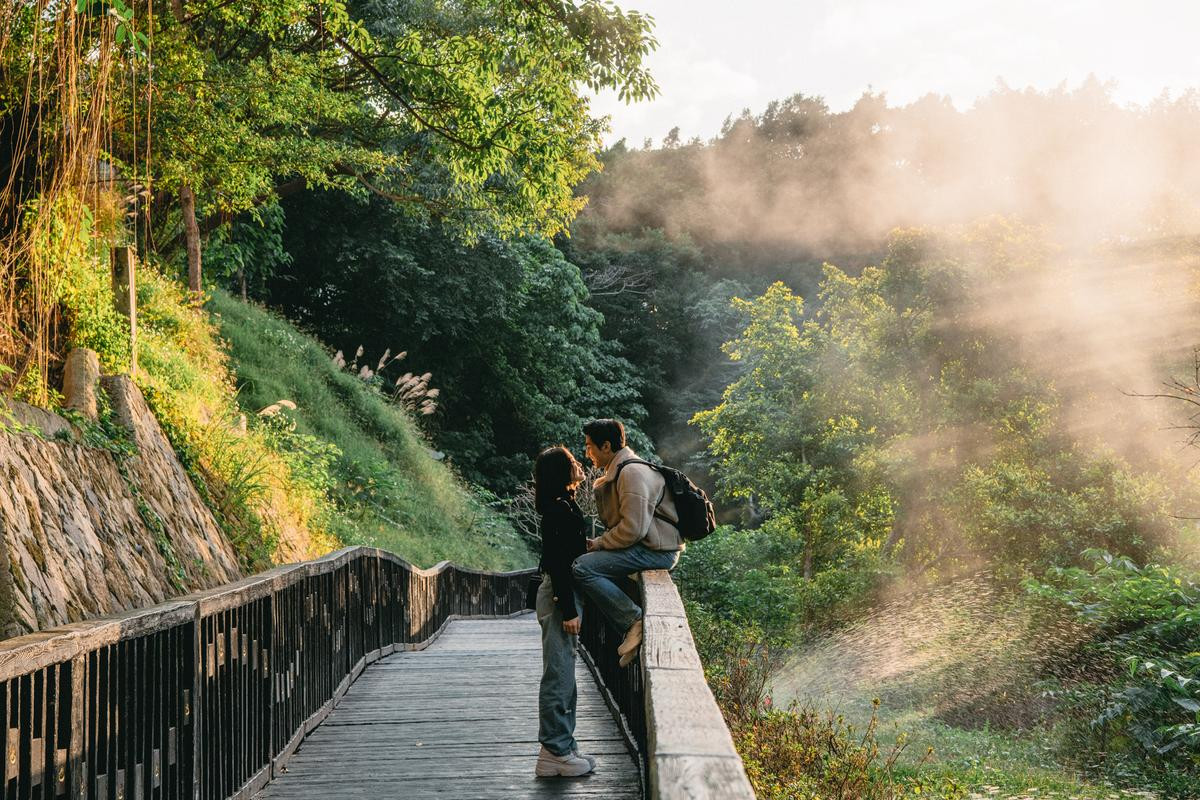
[585,537,600,552]
[562,616,581,635]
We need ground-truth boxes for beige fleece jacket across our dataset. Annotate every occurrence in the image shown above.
[592,448,684,552]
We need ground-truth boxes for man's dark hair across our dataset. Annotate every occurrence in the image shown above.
[583,419,626,452]
[534,446,584,514]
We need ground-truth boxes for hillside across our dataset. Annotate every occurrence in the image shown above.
[209,290,532,569]
[3,259,530,590]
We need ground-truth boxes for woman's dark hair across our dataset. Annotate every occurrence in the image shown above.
[582,418,626,453]
[534,446,585,514]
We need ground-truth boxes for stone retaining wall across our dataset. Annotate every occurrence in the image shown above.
[0,377,241,638]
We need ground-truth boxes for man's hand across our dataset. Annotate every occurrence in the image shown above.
[562,616,581,635]
[586,537,600,552]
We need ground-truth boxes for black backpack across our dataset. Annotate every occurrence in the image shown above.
[614,459,717,541]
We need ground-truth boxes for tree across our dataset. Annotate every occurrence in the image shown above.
[102,0,659,284]
[268,189,650,491]
[692,283,887,578]
[693,225,1184,585]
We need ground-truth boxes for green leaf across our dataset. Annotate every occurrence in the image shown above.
[1173,697,1200,713]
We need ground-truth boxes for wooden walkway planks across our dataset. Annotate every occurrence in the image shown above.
[256,616,642,799]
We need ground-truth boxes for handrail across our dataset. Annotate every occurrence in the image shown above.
[0,546,533,800]
[579,570,755,800]
[0,546,750,800]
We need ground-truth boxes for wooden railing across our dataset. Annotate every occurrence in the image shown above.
[0,546,752,800]
[579,570,756,800]
[0,547,532,800]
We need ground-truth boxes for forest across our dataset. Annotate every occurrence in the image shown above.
[3,1,1199,797]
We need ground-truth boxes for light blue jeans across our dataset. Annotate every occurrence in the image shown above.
[571,543,680,635]
[536,575,579,756]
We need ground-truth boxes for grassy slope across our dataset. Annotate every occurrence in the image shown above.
[209,290,532,570]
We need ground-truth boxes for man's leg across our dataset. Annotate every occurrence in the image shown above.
[536,576,579,756]
[571,544,680,634]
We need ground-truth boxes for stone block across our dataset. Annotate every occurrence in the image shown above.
[62,348,100,420]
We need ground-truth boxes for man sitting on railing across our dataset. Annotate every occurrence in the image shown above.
[574,419,684,668]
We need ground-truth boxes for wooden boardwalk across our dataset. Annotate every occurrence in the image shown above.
[256,616,642,800]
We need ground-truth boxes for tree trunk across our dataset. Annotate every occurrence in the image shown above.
[884,518,903,554]
[239,267,247,301]
[180,184,202,294]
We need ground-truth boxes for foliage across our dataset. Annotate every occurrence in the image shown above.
[107,0,659,246]
[678,524,888,637]
[210,289,532,567]
[557,228,751,498]
[0,2,125,400]
[204,204,293,298]
[266,191,651,492]
[559,229,749,429]
[1027,550,1200,776]
[688,605,960,800]
[29,196,133,377]
[693,225,1185,588]
[3,0,660,394]
[733,703,960,800]
[578,81,1200,256]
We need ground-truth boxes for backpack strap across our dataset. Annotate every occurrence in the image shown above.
[612,459,677,529]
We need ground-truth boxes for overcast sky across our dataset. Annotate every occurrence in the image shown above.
[590,0,1200,146]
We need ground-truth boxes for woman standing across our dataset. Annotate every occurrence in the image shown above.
[533,446,597,778]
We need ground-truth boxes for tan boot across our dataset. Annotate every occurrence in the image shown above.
[617,618,643,667]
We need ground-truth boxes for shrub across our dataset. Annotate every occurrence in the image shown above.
[677,523,889,638]
[689,605,961,799]
[1026,550,1200,779]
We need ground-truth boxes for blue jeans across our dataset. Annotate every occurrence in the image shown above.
[536,575,579,756]
[572,544,680,635]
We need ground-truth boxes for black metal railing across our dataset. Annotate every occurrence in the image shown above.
[577,576,649,791]
[578,570,756,800]
[0,547,533,800]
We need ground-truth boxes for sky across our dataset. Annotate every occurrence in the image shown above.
[590,0,1200,146]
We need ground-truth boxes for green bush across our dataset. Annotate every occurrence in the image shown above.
[677,523,889,638]
[1027,550,1200,782]
[688,606,961,800]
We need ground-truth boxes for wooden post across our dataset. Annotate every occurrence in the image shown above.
[110,246,137,376]
[67,656,86,800]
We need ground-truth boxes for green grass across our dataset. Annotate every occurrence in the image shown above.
[209,290,533,570]
[825,699,1167,799]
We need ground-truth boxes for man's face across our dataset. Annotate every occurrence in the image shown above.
[584,435,612,469]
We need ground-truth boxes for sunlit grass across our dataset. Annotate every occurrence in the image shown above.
[209,289,533,570]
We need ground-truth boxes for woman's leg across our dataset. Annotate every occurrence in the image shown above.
[536,576,579,756]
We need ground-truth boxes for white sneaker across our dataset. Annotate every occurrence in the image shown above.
[535,746,594,777]
[573,749,597,771]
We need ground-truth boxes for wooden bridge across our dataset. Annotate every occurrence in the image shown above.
[0,547,754,799]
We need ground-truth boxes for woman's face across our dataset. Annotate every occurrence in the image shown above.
[566,452,584,489]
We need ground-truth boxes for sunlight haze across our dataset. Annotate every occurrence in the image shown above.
[591,0,1200,145]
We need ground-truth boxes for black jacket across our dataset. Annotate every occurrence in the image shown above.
[538,494,588,620]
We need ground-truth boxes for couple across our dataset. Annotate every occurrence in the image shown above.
[532,418,683,779]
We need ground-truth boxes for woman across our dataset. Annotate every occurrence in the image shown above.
[532,446,597,778]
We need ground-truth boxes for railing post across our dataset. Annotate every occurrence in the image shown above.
[67,655,85,800]
[190,614,202,800]
[639,571,755,799]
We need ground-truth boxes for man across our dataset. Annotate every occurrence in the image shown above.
[572,419,683,667]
